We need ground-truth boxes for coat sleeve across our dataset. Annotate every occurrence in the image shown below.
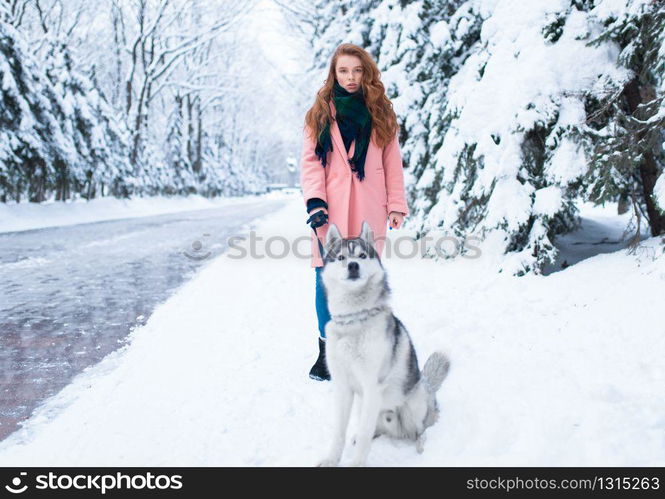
[300,125,327,210]
[306,197,328,213]
[382,132,410,217]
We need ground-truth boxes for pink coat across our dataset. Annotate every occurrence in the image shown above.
[300,101,410,268]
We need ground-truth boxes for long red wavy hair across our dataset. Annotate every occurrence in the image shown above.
[304,43,398,149]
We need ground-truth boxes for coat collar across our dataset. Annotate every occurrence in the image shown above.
[328,101,356,165]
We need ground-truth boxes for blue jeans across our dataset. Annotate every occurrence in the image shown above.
[315,266,331,339]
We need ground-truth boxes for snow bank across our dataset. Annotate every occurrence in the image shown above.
[0,192,290,234]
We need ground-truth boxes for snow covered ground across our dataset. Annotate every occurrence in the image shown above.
[0,197,663,466]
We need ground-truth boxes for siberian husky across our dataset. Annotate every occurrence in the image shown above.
[317,221,450,467]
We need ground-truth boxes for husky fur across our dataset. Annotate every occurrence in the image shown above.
[317,221,450,467]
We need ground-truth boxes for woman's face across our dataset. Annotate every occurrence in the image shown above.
[335,54,364,93]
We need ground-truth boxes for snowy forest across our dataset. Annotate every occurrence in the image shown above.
[0,0,301,203]
[1,0,664,274]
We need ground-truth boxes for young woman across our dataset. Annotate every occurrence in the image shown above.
[300,43,409,381]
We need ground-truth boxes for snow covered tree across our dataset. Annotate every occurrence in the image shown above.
[42,41,134,200]
[164,93,193,194]
[1,9,134,203]
[0,19,78,202]
[411,0,621,275]
[574,0,665,239]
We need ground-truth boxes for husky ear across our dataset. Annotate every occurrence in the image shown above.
[360,221,374,246]
[326,223,342,246]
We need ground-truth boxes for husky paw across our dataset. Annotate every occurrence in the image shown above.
[317,457,339,467]
[348,459,367,467]
[352,433,380,446]
[416,434,426,454]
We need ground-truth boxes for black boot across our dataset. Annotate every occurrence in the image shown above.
[309,337,330,381]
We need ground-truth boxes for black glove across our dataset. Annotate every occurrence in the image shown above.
[306,209,328,229]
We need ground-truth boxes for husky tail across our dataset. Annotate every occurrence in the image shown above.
[422,352,450,394]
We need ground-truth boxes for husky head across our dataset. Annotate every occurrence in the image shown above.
[320,221,390,312]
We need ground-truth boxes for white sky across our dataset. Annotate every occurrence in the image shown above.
[242,0,311,77]
[234,0,317,157]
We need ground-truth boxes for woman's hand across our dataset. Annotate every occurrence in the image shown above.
[308,207,327,216]
[388,211,405,229]
[306,208,329,229]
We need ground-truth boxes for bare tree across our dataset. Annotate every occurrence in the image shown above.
[273,0,317,39]
[1,0,30,26]
[114,0,251,166]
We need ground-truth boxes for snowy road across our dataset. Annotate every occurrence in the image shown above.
[0,198,287,441]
